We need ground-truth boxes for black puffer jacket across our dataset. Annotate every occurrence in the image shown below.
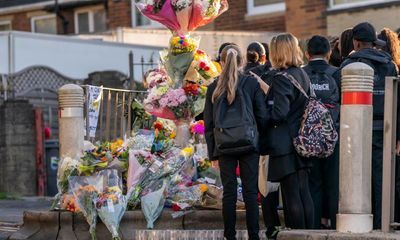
[204,73,267,160]
[340,48,399,134]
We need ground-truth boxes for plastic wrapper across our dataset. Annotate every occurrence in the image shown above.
[184,49,219,86]
[168,184,208,210]
[188,0,229,32]
[135,0,180,32]
[127,149,153,192]
[144,68,172,89]
[94,170,127,240]
[141,178,169,229]
[69,174,103,240]
[171,0,193,34]
[124,130,155,150]
[197,166,222,187]
[53,156,80,209]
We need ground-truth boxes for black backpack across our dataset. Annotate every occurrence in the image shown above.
[213,76,259,155]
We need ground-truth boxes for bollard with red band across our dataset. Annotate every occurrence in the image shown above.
[337,62,374,233]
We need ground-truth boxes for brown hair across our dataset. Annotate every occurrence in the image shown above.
[212,45,243,105]
[270,33,303,69]
[379,28,400,69]
[339,28,354,59]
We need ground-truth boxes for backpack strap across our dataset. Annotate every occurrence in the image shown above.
[276,71,313,99]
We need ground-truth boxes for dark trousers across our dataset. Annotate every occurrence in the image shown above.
[281,169,314,229]
[261,190,280,237]
[219,152,260,240]
[372,130,383,229]
[309,144,339,229]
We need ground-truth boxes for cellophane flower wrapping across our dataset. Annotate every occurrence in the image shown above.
[140,178,169,229]
[135,0,181,32]
[188,0,229,32]
[168,184,208,211]
[171,0,193,34]
[161,35,200,86]
[94,170,127,240]
[53,156,79,209]
[184,49,220,86]
[127,149,154,193]
[144,68,172,89]
[69,174,103,240]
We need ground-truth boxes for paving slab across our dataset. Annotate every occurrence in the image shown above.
[278,230,400,240]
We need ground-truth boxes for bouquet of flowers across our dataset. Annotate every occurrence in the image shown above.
[53,156,79,209]
[127,149,154,192]
[140,178,170,228]
[60,193,80,212]
[185,49,220,86]
[135,0,181,32]
[69,175,103,240]
[144,68,172,89]
[131,99,155,132]
[171,0,193,34]
[169,184,208,211]
[94,170,127,240]
[188,0,229,32]
[183,83,207,117]
[161,35,200,85]
[152,121,176,153]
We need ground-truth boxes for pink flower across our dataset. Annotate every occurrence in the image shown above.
[193,124,205,135]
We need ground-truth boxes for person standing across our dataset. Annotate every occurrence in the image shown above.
[262,33,314,229]
[204,44,267,240]
[303,35,340,229]
[340,22,400,229]
[244,41,266,73]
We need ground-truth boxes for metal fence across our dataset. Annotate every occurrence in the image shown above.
[382,76,400,232]
[82,85,147,142]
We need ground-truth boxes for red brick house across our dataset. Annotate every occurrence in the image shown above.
[0,0,399,39]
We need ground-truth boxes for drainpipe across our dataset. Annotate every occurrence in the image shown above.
[55,0,69,34]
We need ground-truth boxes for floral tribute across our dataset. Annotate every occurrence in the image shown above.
[54,0,230,236]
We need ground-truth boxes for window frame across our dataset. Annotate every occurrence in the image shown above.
[0,20,12,31]
[74,6,106,34]
[329,0,390,10]
[31,14,57,34]
[246,0,286,16]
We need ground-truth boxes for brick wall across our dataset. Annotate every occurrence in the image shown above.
[214,0,285,32]
[107,0,132,29]
[285,0,327,40]
[9,12,31,32]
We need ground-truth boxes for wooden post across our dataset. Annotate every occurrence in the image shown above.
[35,108,46,196]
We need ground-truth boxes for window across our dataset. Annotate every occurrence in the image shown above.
[330,0,389,9]
[0,20,11,31]
[31,15,57,34]
[131,1,162,28]
[247,0,285,16]
[74,7,106,34]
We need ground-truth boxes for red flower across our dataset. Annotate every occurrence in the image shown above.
[183,84,199,96]
[172,203,181,211]
[204,66,210,71]
[196,49,205,55]
[199,61,206,69]
[153,122,163,131]
[145,5,154,12]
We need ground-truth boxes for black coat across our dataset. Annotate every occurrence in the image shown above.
[303,59,340,127]
[261,67,312,181]
[340,48,399,136]
[204,73,267,160]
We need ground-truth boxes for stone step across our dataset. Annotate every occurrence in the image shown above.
[9,210,267,240]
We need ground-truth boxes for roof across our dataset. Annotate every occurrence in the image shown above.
[0,0,50,8]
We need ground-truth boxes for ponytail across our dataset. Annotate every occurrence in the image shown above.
[212,46,242,105]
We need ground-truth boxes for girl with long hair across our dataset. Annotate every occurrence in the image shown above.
[263,33,314,229]
[204,44,267,240]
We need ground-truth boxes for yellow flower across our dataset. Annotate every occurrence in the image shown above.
[181,147,194,157]
[169,130,176,139]
[108,186,122,193]
[198,184,208,193]
[213,61,222,74]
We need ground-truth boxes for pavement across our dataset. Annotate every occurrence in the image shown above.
[0,197,52,240]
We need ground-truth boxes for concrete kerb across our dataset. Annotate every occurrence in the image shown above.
[9,210,266,240]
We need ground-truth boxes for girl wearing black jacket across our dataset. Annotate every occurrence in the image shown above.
[204,45,267,240]
[263,33,314,229]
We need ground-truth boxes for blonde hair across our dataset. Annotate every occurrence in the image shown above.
[212,45,243,104]
[380,28,400,69]
[270,33,304,69]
